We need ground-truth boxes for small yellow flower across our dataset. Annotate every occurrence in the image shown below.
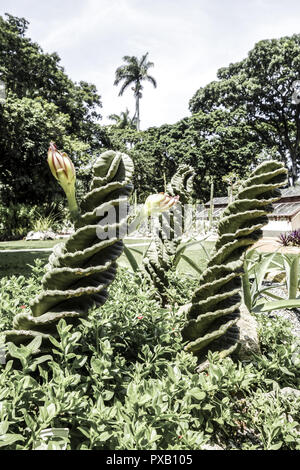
[143,193,179,217]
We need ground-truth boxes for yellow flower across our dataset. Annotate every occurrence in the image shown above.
[143,193,180,217]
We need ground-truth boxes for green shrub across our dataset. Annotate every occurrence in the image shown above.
[0,203,39,240]
[0,263,299,450]
[0,201,68,241]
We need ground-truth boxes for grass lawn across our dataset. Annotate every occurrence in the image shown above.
[0,239,60,250]
[0,262,299,450]
[119,239,216,276]
[0,237,216,278]
[2,237,292,280]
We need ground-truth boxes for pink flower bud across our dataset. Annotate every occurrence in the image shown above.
[47,142,76,187]
[47,142,79,220]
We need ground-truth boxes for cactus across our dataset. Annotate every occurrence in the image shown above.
[181,160,287,362]
[4,150,134,346]
[142,165,195,304]
[166,164,195,204]
[164,164,195,256]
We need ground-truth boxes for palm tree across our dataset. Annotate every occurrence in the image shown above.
[114,52,157,131]
[108,108,135,129]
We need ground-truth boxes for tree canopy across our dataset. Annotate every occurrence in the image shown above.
[0,14,104,204]
[189,34,300,184]
[2,16,299,207]
[114,53,157,131]
[109,38,300,201]
[104,106,259,202]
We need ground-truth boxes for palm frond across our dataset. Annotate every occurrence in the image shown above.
[118,77,135,96]
[146,75,157,88]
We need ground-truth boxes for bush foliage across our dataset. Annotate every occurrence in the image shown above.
[0,262,299,450]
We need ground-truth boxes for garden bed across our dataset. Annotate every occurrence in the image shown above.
[0,265,299,450]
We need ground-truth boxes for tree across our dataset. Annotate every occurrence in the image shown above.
[103,108,258,202]
[0,14,105,204]
[102,125,161,200]
[113,53,157,131]
[108,108,135,129]
[0,92,92,204]
[189,34,300,184]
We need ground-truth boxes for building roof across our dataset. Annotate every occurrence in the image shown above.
[201,201,300,220]
[280,187,300,198]
[205,186,300,208]
[270,202,300,219]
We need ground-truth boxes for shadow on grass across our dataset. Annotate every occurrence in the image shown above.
[0,251,50,278]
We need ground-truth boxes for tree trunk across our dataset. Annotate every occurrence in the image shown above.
[291,104,300,185]
[290,149,298,186]
[135,94,140,131]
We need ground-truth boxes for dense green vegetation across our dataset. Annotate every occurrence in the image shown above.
[3,14,300,212]
[0,239,216,281]
[189,35,300,185]
[0,263,299,450]
[0,14,105,206]
[0,13,300,452]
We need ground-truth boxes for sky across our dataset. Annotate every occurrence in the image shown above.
[1,0,300,129]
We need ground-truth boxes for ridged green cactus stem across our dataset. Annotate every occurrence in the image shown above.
[166,164,195,204]
[4,150,134,346]
[208,177,214,230]
[181,160,287,363]
[142,165,195,305]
